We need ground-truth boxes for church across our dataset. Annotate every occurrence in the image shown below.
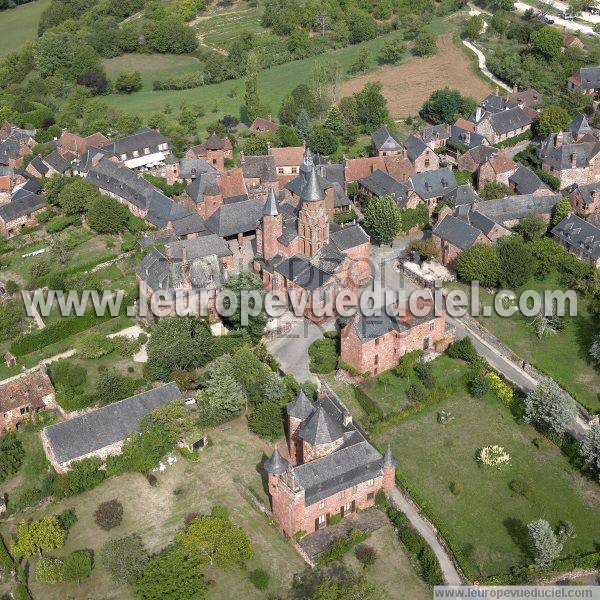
[253,150,372,321]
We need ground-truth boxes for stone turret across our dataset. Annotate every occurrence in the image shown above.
[261,187,282,261]
[297,404,345,462]
[382,445,397,492]
[286,390,314,463]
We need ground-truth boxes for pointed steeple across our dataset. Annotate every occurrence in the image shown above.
[300,165,325,202]
[287,390,315,420]
[263,186,279,217]
[382,445,397,469]
[264,446,289,475]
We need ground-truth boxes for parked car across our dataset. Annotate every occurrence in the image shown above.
[587,5,600,13]
[542,15,555,23]
[559,11,576,19]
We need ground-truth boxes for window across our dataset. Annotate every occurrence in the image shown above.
[144,147,150,154]
[374,355,379,365]
[20,406,29,415]
[368,478,374,486]
[132,150,139,157]
[375,338,380,346]
[424,158,430,168]
[292,167,298,174]
[319,501,325,509]
[343,502,351,515]
[429,322,435,331]
[423,338,430,350]
[318,514,326,526]
[277,167,284,174]
[367,492,374,500]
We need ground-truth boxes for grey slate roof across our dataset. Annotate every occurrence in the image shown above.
[358,169,409,207]
[539,132,600,170]
[287,390,315,419]
[0,191,46,222]
[329,223,370,251]
[43,150,70,173]
[480,94,518,113]
[485,107,532,136]
[205,197,264,237]
[443,184,480,207]
[552,213,600,262]
[450,125,485,149]
[382,446,397,468]
[264,447,289,475]
[569,181,600,206]
[286,387,387,506]
[371,126,403,152]
[568,114,592,135]
[433,215,482,250]
[101,128,171,158]
[579,67,600,90]
[508,165,549,195]
[404,135,428,162]
[240,154,278,183]
[300,166,326,202]
[475,193,561,224]
[179,158,216,181]
[298,405,345,445]
[263,186,279,216]
[168,235,232,259]
[44,383,182,464]
[28,155,48,175]
[409,167,457,200]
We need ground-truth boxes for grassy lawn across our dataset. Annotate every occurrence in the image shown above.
[342,525,431,600]
[101,17,452,131]
[446,274,600,413]
[0,0,49,55]
[374,392,600,579]
[1,419,303,599]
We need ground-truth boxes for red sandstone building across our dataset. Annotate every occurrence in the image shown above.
[265,386,396,537]
[340,300,452,375]
[0,368,57,432]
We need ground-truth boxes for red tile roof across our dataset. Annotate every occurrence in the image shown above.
[0,369,54,413]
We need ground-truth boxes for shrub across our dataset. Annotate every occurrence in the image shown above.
[509,479,532,498]
[152,73,204,90]
[100,534,148,584]
[355,544,377,566]
[468,374,491,397]
[94,499,123,530]
[316,528,369,565]
[353,387,384,424]
[308,338,338,373]
[395,349,424,377]
[329,513,342,526]
[406,381,427,404]
[248,402,284,441]
[486,372,514,407]
[248,568,269,590]
[76,333,114,359]
[114,71,142,94]
[445,337,478,363]
[449,481,463,496]
[0,432,25,483]
[57,508,77,531]
[414,361,436,389]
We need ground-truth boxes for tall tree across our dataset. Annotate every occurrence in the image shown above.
[581,424,600,480]
[524,378,577,437]
[363,195,402,243]
[527,519,562,566]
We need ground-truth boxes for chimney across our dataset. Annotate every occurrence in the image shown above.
[343,412,353,427]
[513,84,518,93]
[465,131,471,145]
[445,123,451,136]
[475,107,483,122]
[571,152,577,168]
[555,132,564,148]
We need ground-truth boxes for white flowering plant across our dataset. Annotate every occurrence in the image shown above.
[478,445,510,467]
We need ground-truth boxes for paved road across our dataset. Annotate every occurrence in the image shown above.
[514,1,596,33]
[388,487,464,585]
[463,40,512,92]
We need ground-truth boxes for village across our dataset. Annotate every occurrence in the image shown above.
[0,25,599,598]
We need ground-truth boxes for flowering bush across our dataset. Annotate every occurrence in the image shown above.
[485,372,514,406]
[478,445,510,467]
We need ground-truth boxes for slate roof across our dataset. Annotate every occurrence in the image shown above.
[404,135,428,162]
[552,213,600,261]
[568,114,592,135]
[419,124,450,144]
[28,155,48,176]
[475,193,561,224]
[485,107,532,136]
[168,235,232,259]
[569,181,600,206]
[300,166,326,202]
[0,190,46,222]
[205,197,264,237]
[44,383,182,465]
[287,390,315,419]
[461,145,498,167]
[408,167,457,200]
[298,405,345,445]
[443,184,480,207]
[480,94,518,113]
[264,447,289,474]
[329,223,370,251]
[358,169,409,207]
[240,154,278,183]
[282,387,387,506]
[0,140,20,164]
[539,133,600,170]
[579,67,600,90]
[185,171,220,203]
[101,128,171,157]
[179,158,217,180]
[44,150,70,173]
[432,215,482,250]
[450,125,485,149]
[505,88,543,108]
[371,126,403,152]
[508,165,550,195]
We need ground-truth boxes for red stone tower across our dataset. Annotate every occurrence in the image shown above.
[298,158,329,258]
[261,187,282,261]
[286,390,314,464]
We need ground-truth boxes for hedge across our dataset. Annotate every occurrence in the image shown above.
[534,168,560,191]
[316,528,369,566]
[353,386,384,424]
[493,129,532,149]
[153,73,204,91]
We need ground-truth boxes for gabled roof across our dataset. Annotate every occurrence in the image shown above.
[358,169,409,206]
[371,126,403,152]
[484,106,532,136]
[240,154,278,183]
[443,184,480,207]
[552,213,600,261]
[475,193,561,224]
[404,135,428,162]
[508,165,549,195]
[408,167,457,200]
[0,190,46,222]
[44,383,182,465]
[568,114,592,135]
[432,215,482,250]
[505,88,543,108]
[101,128,171,157]
[579,67,600,90]
[205,197,264,237]
[329,223,370,251]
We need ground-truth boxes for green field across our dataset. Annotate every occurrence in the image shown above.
[375,391,600,579]
[101,17,451,132]
[0,0,48,55]
[447,274,600,413]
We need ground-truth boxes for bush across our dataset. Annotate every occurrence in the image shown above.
[45,214,79,234]
[406,381,427,404]
[0,432,24,483]
[414,361,436,389]
[468,373,491,397]
[353,387,384,424]
[449,481,463,495]
[100,534,148,584]
[308,337,338,373]
[329,513,342,526]
[248,402,284,441]
[355,544,377,566]
[395,349,423,377]
[114,71,142,94]
[248,568,270,590]
[509,479,532,498]
[57,508,77,531]
[76,333,114,359]
[94,499,123,530]
[153,73,204,90]
[316,529,369,566]
[445,338,478,363]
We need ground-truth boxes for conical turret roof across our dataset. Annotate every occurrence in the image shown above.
[287,390,314,420]
[300,165,325,202]
[263,186,279,217]
[264,446,289,475]
[298,404,344,446]
[382,445,397,469]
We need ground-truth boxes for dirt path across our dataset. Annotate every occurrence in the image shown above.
[341,34,493,116]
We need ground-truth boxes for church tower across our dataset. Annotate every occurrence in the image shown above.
[261,187,282,261]
[298,164,329,257]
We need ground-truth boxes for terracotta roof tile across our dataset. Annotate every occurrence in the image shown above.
[0,369,54,412]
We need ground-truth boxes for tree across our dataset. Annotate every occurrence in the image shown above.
[498,236,533,287]
[133,546,207,600]
[61,550,93,583]
[456,244,502,288]
[530,26,563,61]
[43,174,70,205]
[77,69,108,95]
[353,82,389,130]
[420,88,476,125]
[378,39,406,64]
[537,105,570,136]
[308,123,338,155]
[57,178,100,214]
[177,509,254,568]
[348,47,371,75]
[346,8,378,44]
[87,195,130,233]
[115,71,142,94]
[363,195,402,243]
[11,516,67,558]
[527,519,562,566]
[530,298,565,339]
[480,181,512,200]
[552,197,572,226]
[146,317,215,380]
[243,53,269,123]
[413,31,437,56]
[464,15,484,40]
[197,355,246,422]
[324,105,345,136]
[524,379,577,437]
[0,301,24,343]
[581,424,600,480]
[0,432,24,483]
[518,214,547,240]
[222,271,267,340]
[100,534,148,584]
[277,124,302,147]
[295,110,311,140]
[94,499,124,530]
